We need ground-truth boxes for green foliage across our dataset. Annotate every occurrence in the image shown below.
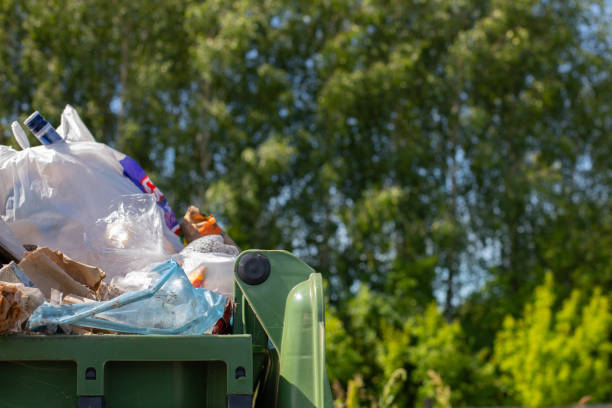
[377,303,499,407]
[426,370,451,408]
[326,309,364,386]
[379,368,408,408]
[494,274,612,406]
[327,288,500,407]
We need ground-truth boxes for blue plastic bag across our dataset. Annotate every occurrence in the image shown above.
[27,259,226,334]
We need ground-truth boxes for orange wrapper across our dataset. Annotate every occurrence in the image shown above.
[188,266,206,289]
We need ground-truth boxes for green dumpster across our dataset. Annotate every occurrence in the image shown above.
[0,250,334,407]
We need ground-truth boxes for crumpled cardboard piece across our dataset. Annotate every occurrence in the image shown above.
[18,247,105,300]
[0,262,35,287]
[0,281,44,333]
[39,248,105,292]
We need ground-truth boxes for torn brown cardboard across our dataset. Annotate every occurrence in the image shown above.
[0,262,34,286]
[18,247,105,300]
[36,248,106,292]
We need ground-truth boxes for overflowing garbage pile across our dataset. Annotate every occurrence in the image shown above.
[0,106,237,335]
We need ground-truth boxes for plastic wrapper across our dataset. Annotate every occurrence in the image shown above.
[180,205,238,247]
[177,235,238,299]
[180,252,236,298]
[0,218,25,262]
[85,194,178,281]
[27,259,226,335]
[56,104,95,143]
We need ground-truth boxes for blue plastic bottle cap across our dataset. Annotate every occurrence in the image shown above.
[24,111,46,134]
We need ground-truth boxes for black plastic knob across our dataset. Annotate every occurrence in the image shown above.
[237,253,270,285]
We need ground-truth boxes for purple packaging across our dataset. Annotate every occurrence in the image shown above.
[119,156,181,235]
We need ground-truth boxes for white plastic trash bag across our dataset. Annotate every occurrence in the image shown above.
[0,106,183,280]
[56,105,95,143]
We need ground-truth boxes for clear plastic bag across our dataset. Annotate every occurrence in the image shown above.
[177,235,238,299]
[85,194,177,281]
[27,259,226,335]
[0,218,25,261]
[181,252,236,299]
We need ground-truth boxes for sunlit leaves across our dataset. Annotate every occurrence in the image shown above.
[495,275,612,406]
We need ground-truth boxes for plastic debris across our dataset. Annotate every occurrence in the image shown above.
[1,107,240,337]
[24,111,63,145]
[10,121,30,150]
[181,206,222,243]
[56,104,95,143]
[28,259,226,335]
[178,235,238,299]
[188,265,206,288]
[119,155,181,236]
[0,219,25,263]
[49,288,63,305]
[87,194,178,281]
